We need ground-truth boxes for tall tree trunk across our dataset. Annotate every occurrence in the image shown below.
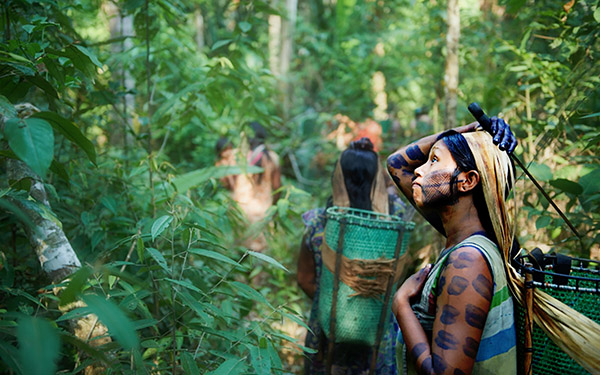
[106,2,135,149]
[279,0,298,119]
[444,0,460,130]
[268,12,281,77]
[194,5,205,49]
[372,42,388,122]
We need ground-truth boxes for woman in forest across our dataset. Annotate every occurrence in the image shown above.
[387,118,518,375]
[297,137,406,375]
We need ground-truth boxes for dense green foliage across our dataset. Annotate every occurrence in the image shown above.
[0,0,598,374]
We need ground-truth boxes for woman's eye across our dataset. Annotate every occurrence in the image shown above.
[431,156,439,163]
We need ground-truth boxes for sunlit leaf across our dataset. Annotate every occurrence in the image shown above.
[17,316,60,375]
[82,294,140,350]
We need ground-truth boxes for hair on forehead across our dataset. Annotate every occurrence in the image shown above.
[439,131,478,173]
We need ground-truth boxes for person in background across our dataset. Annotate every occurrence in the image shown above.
[387,118,518,374]
[297,137,406,375]
[214,122,281,252]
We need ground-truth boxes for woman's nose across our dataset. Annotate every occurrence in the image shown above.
[414,165,424,178]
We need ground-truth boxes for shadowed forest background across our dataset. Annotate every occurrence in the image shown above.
[0,0,599,374]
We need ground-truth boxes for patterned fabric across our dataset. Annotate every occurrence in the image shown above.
[400,234,517,375]
[302,196,406,375]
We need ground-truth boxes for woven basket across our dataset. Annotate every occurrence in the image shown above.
[516,254,600,375]
[318,206,414,346]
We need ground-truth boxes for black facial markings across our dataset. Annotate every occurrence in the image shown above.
[472,274,493,302]
[389,154,409,168]
[391,174,401,187]
[454,368,467,375]
[447,276,468,296]
[450,251,476,269]
[411,342,428,360]
[463,337,479,359]
[465,304,486,329]
[434,330,459,350]
[420,169,460,207]
[406,144,427,161]
[439,304,459,325]
[420,357,433,375]
[402,168,413,176]
[432,353,448,373]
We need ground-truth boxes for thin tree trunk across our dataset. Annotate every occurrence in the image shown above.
[279,0,298,119]
[194,5,205,49]
[268,11,281,76]
[444,0,460,130]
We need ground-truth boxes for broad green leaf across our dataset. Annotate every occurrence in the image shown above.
[211,39,232,51]
[536,216,552,229]
[165,278,202,293]
[61,333,110,364]
[151,215,173,241]
[238,21,252,33]
[172,165,263,192]
[229,281,273,309]
[137,237,145,262]
[249,340,271,375]
[82,294,139,350]
[0,341,22,374]
[73,45,103,69]
[525,162,553,182]
[146,247,169,272]
[17,316,60,375]
[4,117,54,176]
[32,111,97,164]
[178,291,213,325]
[207,358,245,375]
[579,112,600,119]
[579,168,600,195]
[60,265,93,306]
[247,250,289,272]
[549,179,583,196]
[188,248,241,268]
[594,7,600,23]
[180,351,200,375]
[26,74,59,98]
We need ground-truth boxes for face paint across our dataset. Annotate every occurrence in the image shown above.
[419,168,462,207]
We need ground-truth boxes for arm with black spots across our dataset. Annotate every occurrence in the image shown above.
[428,246,494,374]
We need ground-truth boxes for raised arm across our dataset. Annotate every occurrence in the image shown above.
[393,246,494,374]
[386,123,478,234]
[387,117,517,234]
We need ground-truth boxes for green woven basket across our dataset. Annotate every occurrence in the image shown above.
[516,255,600,375]
[318,206,414,346]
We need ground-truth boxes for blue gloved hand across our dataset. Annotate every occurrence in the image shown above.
[489,116,517,154]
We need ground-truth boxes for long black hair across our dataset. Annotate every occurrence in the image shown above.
[339,137,378,211]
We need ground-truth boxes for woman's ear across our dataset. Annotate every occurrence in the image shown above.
[459,170,480,193]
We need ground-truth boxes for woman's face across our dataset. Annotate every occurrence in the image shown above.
[413,140,462,208]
